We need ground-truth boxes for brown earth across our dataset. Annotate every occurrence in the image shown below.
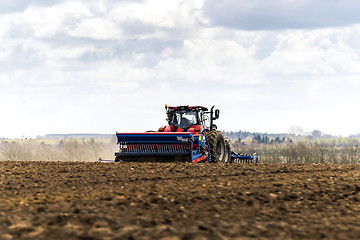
[1,161,360,240]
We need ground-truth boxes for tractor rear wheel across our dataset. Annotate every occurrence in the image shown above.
[207,130,226,162]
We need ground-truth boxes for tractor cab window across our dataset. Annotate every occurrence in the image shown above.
[168,110,198,130]
[199,110,216,131]
[200,111,210,129]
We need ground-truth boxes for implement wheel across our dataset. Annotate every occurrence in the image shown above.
[115,155,122,162]
[225,139,231,163]
[207,130,226,162]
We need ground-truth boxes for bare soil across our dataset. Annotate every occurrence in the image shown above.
[1,162,360,239]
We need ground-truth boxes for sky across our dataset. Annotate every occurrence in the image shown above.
[1,0,360,138]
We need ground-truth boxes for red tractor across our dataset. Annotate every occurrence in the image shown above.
[114,105,256,163]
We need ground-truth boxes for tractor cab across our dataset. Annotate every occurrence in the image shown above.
[159,105,214,133]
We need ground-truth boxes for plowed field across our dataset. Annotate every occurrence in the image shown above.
[1,162,360,239]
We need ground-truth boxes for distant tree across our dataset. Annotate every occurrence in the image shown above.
[88,139,102,159]
[311,130,322,139]
[255,135,261,143]
[289,125,305,136]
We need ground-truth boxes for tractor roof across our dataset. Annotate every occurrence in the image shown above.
[167,105,208,111]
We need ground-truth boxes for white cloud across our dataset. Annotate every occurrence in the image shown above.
[1,2,94,39]
[153,39,261,84]
[65,17,122,40]
[262,27,360,75]
[0,48,11,61]
[109,0,205,29]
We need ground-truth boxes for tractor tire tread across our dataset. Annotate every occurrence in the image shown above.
[207,130,226,162]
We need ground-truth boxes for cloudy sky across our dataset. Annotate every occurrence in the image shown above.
[1,0,360,138]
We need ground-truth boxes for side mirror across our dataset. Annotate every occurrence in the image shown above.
[214,109,220,120]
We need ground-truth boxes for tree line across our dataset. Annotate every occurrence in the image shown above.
[224,131,360,164]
